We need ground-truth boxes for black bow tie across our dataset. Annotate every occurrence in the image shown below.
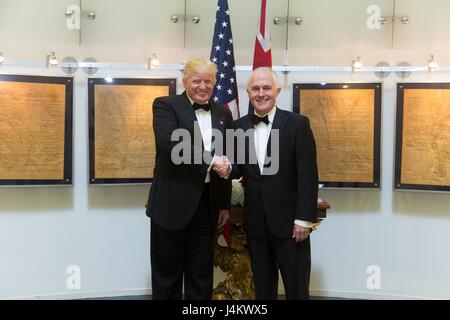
[192,102,211,112]
[252,114,270,126]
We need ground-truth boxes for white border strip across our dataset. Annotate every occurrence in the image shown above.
[310,289,445,300]
[2,288,151,300]
[1,60,448,73]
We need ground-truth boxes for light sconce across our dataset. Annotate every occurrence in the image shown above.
[87,11,96,20]
[170,15,200,24]
[379,17,387,25]
[428,54,437,71]
[46,51,58,67]
[0,52,5,64]
[148,53,160,70]
[273,17,303,25]
[352,56,363,72]
[192,16,200,24]
[104,77,114,83]
[273,17,285,25]
[65,9,96,20]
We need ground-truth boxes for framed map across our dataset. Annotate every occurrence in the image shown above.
[88,78,176,184]
[395,83,450,192]
[0,75,73,185]
[293,83,381,188]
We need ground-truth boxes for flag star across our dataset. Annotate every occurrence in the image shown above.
[226,50,231,56]
[232,67,236,71]
[222,21,228,28]
[216,85,222,90]
[213,96,219,102]
[227,89,232,95]
[225,10,230,16]
[218,33,224,39]
[215,45,221,51]
[217,6,220,11]
[229,38,233,44]
[222,61,228,67]
[219,73,225,79]
[230,78,235,83]
[212,57,217,63]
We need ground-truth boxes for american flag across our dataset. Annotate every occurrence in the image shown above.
[210,0,240,120]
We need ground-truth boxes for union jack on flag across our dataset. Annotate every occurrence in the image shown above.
[253,0,272,69]
[210,0,240,120]
[248,0,272,114]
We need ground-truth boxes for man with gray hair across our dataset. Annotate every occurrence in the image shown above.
[216,67,318,299]
[146,58,233,299]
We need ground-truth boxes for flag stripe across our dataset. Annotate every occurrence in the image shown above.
[210,0,240,120]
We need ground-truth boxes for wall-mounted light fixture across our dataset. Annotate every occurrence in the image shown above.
[170,15,200,24]
[46,51,58,67]
[65,8,96,20]
[273,17,303,25]
[87,11,96,20]
[0,52,5,64]
[148,53,160,70]
[352,56,363,72]
[400,16,409,24]
[428,54,437,71]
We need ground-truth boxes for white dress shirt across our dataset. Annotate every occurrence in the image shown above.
[188,96,213,183]
[253,107,313,229]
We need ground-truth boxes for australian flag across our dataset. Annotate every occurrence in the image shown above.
[210,0,240,120]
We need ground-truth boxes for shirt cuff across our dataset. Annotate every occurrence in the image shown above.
[294,219,314,228]
[223,163,232,180]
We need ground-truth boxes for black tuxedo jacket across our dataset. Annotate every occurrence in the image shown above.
[146,92,233,230]
[231,108,318,238]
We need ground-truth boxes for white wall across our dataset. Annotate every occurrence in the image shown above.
[1,0,450,300]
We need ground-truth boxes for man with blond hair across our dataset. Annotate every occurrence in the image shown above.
[146,58,233,299]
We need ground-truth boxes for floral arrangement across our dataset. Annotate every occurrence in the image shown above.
[231,178,244,206]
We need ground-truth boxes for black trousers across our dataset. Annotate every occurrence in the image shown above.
[150,184,215,300]
[247,226,311,300]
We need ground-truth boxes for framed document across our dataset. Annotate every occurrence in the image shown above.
[88,78,176,184]
[293,83,382,188]
[0,75,73,185]
[395,83,450,192]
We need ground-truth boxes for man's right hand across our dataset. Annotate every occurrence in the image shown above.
[212,155,231,178]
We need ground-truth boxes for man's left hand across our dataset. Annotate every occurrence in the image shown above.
[292,224,310,242]
[217,210,230,228]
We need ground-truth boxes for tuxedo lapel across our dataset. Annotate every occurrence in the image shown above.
[211,104,225,155]
[264,108,287,172]
[240,116,262,177]
[179,92,197,124]
[179,92,205,149]
[211,104,223,132]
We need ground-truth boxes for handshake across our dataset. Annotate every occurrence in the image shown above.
[212,155,231,178]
